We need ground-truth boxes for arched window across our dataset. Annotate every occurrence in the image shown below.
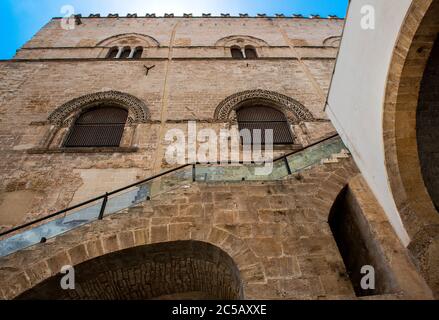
[237,105,294,145]
[244,46,258,59]
[65,107,128,147]
[231,46,244,59]
[107,47,119,59]
[120,47,131,59]
[133,47,143,59]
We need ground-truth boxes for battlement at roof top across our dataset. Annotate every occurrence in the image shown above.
[56,13,343,20]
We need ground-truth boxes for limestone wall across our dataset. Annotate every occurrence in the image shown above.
[0,15,434,300]
[17,17,343,50]
[0,17,342,230]
[0,159,360,300]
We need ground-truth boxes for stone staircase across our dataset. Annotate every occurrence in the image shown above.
[321,148,351,164]
[0,135,349,258]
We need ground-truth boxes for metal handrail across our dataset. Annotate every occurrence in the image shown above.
[0,133,339,238]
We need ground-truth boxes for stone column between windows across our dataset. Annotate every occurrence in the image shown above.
[115,47,123,59]
[128,47,136,59]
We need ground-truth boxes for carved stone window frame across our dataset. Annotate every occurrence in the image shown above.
[36,91,150,153]
[216,35,268,59]
[214,89,314,124]
[214,89,315,149]
[97,33,160,59]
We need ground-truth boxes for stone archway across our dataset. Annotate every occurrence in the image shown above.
[383,0,439,296]
[417,34,439,212]
[328,175,434,299]
[16,241,243,300]
[0,210,259,300]
[40,91,150,149]
[0,159,360,300]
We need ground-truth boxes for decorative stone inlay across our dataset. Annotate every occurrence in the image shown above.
[214,89,314,123]
[48,91,150,125]
[96,33,160,47]
[215,35,269,47]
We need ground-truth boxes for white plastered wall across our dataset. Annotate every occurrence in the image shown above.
[326,0,413,245]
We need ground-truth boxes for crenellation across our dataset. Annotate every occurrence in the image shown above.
[13,17,343,60]
[53,13,345,20]
[74,14,82,25]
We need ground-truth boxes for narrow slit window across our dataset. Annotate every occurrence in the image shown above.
[231,46,244,59]
[133,47,143,59]
[120,47,131,59]
[107,47,119,59]
[245,46,258,59]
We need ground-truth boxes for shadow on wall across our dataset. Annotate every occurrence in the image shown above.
[417,35,439,212]
[328,187,398,297]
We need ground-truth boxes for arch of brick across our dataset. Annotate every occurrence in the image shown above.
[382,0,439,296]
[0,224,256,300]
[0,159,358,300]
[17,240,243,300]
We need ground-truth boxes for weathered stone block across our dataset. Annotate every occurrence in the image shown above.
[150,225,169,243]
[248,238,282,258]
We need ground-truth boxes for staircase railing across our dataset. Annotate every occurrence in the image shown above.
[0,133,345,257]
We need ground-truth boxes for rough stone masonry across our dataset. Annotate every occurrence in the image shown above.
[0,15,433,300]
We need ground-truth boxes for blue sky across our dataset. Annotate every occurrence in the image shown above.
[0,0,348,59]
